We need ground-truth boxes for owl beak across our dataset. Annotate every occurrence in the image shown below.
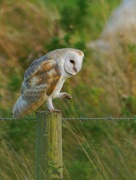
[73,67,77,74]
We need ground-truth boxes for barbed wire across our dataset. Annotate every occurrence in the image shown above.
[0,116,136,121]
[0,117,36,121]
[62,116,136,121]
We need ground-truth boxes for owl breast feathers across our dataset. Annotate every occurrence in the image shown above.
[12,48,84,117]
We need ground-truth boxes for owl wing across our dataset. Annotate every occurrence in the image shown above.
[22,59,61,102]
[12,59,61,117]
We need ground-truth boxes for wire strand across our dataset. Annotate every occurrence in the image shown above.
[62,116,136,121]
[0,117,36,121]
[0,116,136,121]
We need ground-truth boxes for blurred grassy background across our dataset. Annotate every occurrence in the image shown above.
[0,0,136,179]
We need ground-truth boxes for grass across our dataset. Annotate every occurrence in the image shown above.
[0,120,35,180]
[1,118,136,179]
[63,119,136,179]
[0,0,136,179]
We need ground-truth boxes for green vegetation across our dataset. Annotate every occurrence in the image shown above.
[0,0,136,179]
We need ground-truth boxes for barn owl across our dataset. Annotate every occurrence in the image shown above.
[12,48,84,117]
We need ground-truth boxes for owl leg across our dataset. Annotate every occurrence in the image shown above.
[47,98,61,112]
[55,92,72,100]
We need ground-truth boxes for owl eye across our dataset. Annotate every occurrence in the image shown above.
[70,60,74,64]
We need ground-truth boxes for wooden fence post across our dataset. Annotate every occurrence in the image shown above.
[36,111,63,180]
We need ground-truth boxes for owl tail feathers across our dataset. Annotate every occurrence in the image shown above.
[12,95,44,118]
[12,95,30,118]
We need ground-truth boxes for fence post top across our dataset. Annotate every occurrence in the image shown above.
[36,111,62,119]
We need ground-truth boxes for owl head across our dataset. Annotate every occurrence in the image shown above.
[61,48,84,77]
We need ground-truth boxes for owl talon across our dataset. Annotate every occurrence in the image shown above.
[50,109,61,113]
[62,93,72,100]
